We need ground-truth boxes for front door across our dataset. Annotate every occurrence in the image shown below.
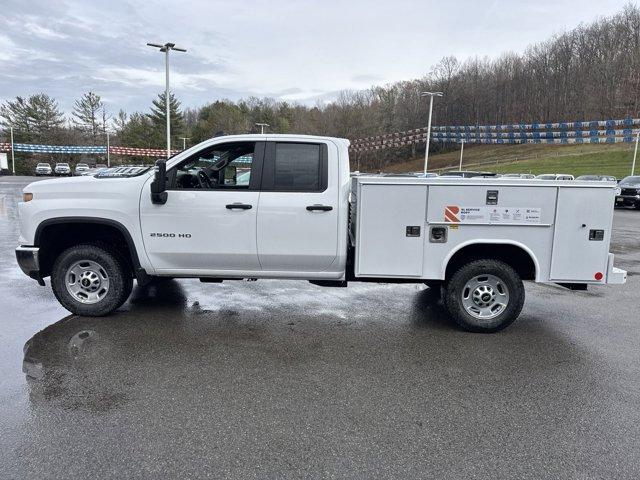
[140,141,264,274]
[256,141,339,272]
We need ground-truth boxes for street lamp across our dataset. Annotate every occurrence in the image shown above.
[255,123,269,134]
[632,129,639,176]
[9,125,14,175]
[459,139,465,171]
[179,137,190,150]
[147,42,187,158]
[420,91,443,174]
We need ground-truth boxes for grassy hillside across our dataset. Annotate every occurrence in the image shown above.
[386,143,638,179]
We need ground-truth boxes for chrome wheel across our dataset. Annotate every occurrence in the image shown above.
[461,274,509,320]
[65,260,110,304]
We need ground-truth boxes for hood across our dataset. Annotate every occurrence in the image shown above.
[22,172,151,203]
[25,175,97,193]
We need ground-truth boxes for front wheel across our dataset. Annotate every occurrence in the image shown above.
[443,259,525,333]
[51,244,133,316]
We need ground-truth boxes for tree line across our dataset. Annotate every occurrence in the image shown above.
[2,4,639,171]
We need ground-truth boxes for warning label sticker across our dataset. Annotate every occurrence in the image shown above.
[459,207,488,223]
[488,207,541,223]
[443,206,542,224]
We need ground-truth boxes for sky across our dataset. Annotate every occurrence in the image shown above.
[0,0,634,117]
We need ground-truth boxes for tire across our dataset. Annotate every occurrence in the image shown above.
[51,244,133,316]
[443,259,525,333]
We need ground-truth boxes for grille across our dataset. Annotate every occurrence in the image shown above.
[621,188,639,196]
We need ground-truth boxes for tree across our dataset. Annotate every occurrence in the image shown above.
[113,109,128,133]
[118,112,155,148]
[148,92,185,148]
[72,92,104,144]
[0,93,64,142]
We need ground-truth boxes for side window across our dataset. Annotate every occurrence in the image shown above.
[170,142,258,190]
[263,142,327,192]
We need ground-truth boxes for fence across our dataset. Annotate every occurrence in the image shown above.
[350,118,640,153]
[0,143,179,157]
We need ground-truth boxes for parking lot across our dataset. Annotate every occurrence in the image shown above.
[1,175,639,479]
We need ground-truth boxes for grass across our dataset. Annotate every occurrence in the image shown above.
[386,143,638,179]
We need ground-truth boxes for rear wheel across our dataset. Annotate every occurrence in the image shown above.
[51,244,132,316]
[443,259,525,333]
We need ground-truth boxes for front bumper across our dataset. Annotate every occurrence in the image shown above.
[15,246,44,285]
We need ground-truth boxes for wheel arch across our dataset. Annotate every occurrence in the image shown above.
[34,217,145,281]
[442,240,539,282]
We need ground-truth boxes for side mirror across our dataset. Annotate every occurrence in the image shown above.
[151,160,168,205]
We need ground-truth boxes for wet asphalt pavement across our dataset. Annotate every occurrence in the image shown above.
[1,176,639,479]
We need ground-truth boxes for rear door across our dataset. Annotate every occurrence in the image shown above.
[256,141,339,272]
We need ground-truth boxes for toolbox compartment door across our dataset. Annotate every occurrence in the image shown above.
[355,184,427,277]
[550,187,613,281]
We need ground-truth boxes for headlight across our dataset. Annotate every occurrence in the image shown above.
[23,193,33,202]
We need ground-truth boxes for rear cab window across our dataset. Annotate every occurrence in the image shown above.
[262,141,328,192]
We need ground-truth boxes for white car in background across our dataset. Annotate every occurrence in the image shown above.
[74,163,90,176]
[54,163,71,176]
[34,163,52,176]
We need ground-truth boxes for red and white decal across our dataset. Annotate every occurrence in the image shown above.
[444,205,460,223]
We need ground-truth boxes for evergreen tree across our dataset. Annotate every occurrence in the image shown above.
[0,94,64,142]
[72,91,104,143]
[148,92,184,148]
[119,112,155,148]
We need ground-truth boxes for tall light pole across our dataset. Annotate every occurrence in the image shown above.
[632,129,639,176]
[106,131,110,167]
[147,42,187,158]
[420,91,443,174]
[179,137,190,150]
[255,123,269,134]
[10,126,15,174]
[459,139,465,171]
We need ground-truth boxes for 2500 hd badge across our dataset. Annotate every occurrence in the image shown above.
[150,232,192,238]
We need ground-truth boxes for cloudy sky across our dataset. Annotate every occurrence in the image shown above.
[0,0,632,116]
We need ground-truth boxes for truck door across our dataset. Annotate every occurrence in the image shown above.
[140,141,264,273]
[256,141,339,272]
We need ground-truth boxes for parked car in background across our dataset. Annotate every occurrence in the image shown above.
[34,163,52,176]
[536,173,574,180]
[576,175,617,182]
[74,163,90,175]
[615,175,640,209]
[501,173,535,179]
[440,170,498,178]
[95,163,108,169]
[413,172,439,178]
[81,166,109,176]
[54,163,71,176]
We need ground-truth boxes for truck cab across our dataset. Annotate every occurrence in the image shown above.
[140,135,349,278]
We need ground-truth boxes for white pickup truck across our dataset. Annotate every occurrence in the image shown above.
[16,134,627,332]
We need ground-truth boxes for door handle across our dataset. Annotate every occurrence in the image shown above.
[306,205,333,212]
[226,203,252,210]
